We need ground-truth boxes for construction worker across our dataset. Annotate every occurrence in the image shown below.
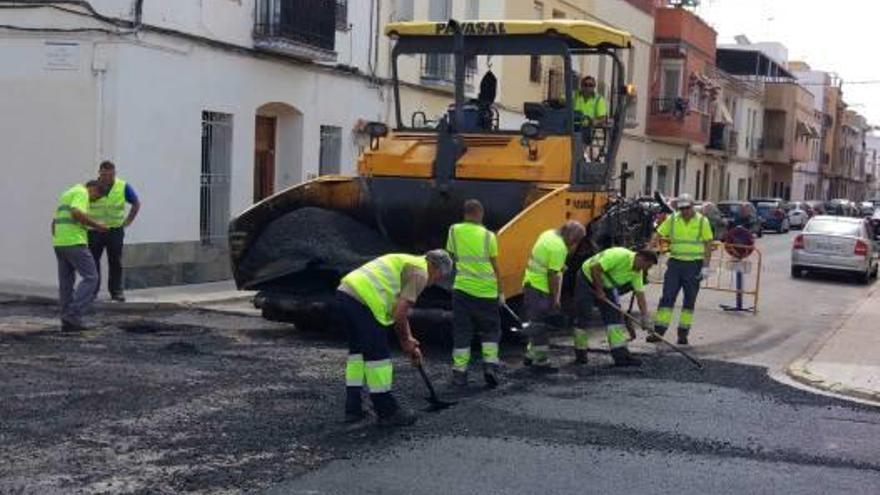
[336,249,453,426]
[89,161,141,302]
[574,75,608,126]
[650,193,714,346]
[446,199,503,389]
[52,180,108,332]
[522,221,586,371]
[573,247,658,367]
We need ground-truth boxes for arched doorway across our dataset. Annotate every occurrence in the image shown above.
[254,102,303,202]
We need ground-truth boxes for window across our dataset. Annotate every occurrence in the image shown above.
[424,0,452,83]
[547,68,564,101]
[657,165,668,194]
[394,0,414,21]
[319,125,343,175]
[200,112,233,244]
[737,178,746,200]
[335,0,348,31]
[254,0,337,52]
[695,170,702,199]
[644,165,653,195]
[466,0,479,19]
[660,60,683,100]
[529,2,543,83]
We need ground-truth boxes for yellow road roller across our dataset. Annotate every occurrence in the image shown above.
[229,19,651,327]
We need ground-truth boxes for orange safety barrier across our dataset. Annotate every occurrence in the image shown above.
[647,241,762,313]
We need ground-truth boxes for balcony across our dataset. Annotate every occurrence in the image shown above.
[708,124,738,154]
[254,0,337,61]
[647,97,711,145]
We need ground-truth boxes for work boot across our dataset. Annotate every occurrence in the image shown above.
[529,362,559,374]
[574,349,589,365]
[677,329,690,346]
[61,320,85,333]
[344,388,366,423]
[377,407,417,427]
[610,347,642,367]
[646,328,666,343]
[451,370,468,388]
[483,364,500,389]
[523,356,533,367]
[111,293,126,303]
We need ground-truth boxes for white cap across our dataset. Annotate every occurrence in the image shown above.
[676,193,694,209]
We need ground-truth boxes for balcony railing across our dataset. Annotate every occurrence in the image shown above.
[764,137,785,151]
[650,97,688,118]
[254,0,336,55]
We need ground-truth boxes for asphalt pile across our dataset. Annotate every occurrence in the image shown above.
[240,207,399,290]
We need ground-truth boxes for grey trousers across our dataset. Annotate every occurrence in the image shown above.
[55,245,99,325]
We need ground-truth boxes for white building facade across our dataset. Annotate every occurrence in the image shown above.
[0,0,391,288]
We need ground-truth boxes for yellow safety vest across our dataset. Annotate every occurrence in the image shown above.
[53,184,89,247]
[341,254,427,326]
[90,178,127,228]
[574,92,607,120]
[523,229,567,294]
[447,222,498,299]
[665,212,710,261]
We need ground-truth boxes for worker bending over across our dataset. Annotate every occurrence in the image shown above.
[52,180,108,332]
[651,193,714,345]
[522,221,586,371]
[574,247,658,367]
[446,199,504,389]
[336,250,453,426]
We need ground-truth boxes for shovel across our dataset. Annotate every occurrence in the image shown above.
[416,364,457,412]
[595,294,703,370]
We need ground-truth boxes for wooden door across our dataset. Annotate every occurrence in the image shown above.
[254,116,277,202]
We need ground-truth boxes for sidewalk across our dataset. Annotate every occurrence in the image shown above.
[787,285,880,405]
[0,279,256,314]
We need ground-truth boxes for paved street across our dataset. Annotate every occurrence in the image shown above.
[2,232,880,494]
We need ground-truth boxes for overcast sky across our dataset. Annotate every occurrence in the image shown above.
[694,0,880,126]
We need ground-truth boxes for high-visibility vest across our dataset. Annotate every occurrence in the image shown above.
[447,222,498,299]
[341,254,427,326]
[666,212,710,261]
[574,92,607,120]
[53,184,89,247]
[581,247,645,292]
[523,229,567,294]
[90,178,127,228]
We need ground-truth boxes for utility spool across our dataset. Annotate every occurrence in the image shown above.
[723,226,755,260]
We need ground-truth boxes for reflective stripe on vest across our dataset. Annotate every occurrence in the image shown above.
[448,223,498,298]
[90,179,127,228]
[669,213,707,261]
[341,254,427,326]
[53,184,88,247]
[523,230,565,294]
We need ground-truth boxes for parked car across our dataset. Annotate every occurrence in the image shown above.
[790,201,815,218]
[791,216,879,284]
[859,201,875,218]
[694,201,725,240]
[717,201,762,238]
[750,198,790,233]
[805,200,826,216]
[787,204,810,230]
[825,199,859,217]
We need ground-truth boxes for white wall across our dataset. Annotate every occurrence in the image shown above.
[0,5,386,286]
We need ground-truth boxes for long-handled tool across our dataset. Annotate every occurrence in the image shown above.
[501,303,523,332]
[595,294,703,370]
[416,364,457,412]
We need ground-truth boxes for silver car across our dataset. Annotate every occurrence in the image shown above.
[791,216,879,284]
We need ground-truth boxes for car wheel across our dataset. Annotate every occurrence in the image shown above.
[872,264,879,279]
[757,227,763,238]
[791,266,803,278]
[784,220,790,233]
[856,270,870,285]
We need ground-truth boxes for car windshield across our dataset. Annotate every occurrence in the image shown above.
[718,204,741,215]
[805,219,862,237]
[756,202,776,210]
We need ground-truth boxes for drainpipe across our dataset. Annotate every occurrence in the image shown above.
[93,45,108,163]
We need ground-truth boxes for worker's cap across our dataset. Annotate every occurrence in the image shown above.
[426,249,454,276]
[676,193,695,209]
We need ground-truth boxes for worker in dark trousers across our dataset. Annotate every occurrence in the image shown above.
[337,250,453,426]
[522,221,586,371]
[52,180,108,331]
[573,247,657,366]
[446,199,504,388]
[650,193,714,346]
[89,161,141,302]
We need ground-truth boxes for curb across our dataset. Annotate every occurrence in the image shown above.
[786,359,880,406]
[0,291,255,314]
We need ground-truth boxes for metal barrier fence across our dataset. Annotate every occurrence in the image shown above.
[647,241,763,313]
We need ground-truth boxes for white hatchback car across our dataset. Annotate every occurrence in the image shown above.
[791,216,879,284]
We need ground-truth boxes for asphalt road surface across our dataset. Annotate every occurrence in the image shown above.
[1,231,879,494]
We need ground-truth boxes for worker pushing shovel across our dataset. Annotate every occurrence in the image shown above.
[335,249,455,427]
[571,247,658,367]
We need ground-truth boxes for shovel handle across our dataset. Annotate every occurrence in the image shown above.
[416,364,439,400]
